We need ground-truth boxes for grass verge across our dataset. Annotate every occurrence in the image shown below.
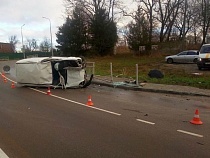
[87,53,210,89]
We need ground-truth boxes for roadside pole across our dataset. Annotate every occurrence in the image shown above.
[136,64,139,86]
[110,63,113,83]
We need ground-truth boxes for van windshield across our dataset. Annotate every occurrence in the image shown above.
[200,45,210,54]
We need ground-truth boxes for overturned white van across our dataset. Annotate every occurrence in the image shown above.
[15,57,93,88]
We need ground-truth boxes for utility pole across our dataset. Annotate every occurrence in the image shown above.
[43,17,53,56]
[21,24,25,58]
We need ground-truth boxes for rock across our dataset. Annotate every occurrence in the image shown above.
[148,69,164,79]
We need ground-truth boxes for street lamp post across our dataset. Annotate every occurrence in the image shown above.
[42,17,53,56]
[21,24,25,58]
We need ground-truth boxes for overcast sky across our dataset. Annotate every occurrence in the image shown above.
[0,0,136,50]
[0,0,65,50]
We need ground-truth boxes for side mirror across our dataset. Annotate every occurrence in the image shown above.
[197,51,199,55]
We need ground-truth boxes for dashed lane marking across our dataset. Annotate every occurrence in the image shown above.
[2,76,205,138]
[30,88,122,116]
[0,74,14,82]
[0,148,9,158]
[136,119,155,125]
[177,130,203,138]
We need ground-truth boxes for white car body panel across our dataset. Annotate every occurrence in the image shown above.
[15,57,91,88]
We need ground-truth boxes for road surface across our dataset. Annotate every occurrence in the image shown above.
[0,60,209,158]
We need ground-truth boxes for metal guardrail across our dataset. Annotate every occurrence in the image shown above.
[0,56,9,61]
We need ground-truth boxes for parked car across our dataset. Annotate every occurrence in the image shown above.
[16,57,93,88]
[165,50,198,64]
[197,44,210,70]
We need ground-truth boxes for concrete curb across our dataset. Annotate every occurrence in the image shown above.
[92,80,210,97]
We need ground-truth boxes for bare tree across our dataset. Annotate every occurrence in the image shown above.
[26,38,38,52]
[64,0,95,19]
[64,0,121,21]
[173,0,202,45]
[200,0,210,45]
[190,0,203,44]
[135,0,157,48]
[154,0,183,42]
[108,0,115,20]
[9,35,19,51]
[40,38,51,52]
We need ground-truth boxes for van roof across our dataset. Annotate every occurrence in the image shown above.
[16,56,82,64]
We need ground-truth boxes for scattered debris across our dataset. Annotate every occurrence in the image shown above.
[124,80,136,84]
[113,82,138,88]
[140,83,146,87]
[197,142,204,145]
[182,120,188,122]
[192,72,203,76]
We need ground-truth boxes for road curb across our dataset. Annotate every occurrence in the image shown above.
[92,80,210,97]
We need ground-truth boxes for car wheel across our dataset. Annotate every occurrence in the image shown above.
[198,66,202,70]
[167,58,173,64]
[193,58,198,63]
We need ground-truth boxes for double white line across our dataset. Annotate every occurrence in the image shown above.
[10,83,205,139]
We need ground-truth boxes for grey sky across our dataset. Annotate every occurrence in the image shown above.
[0,0,65,49]
[0,0,136,50]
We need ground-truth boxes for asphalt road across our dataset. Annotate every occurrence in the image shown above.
[0,61,210,158]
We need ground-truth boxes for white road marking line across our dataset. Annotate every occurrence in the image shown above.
[177,130,203,138]
[30,88,121,116]
[0,75,16,83]
[6,78,14,83]
[0,148,9,158]
[136,119,155,125]
[29,88,47,94]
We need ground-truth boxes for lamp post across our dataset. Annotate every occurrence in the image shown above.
[42,17,53,56]
[21,24,25,58]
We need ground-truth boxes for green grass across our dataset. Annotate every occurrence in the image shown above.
[86,53,210,89]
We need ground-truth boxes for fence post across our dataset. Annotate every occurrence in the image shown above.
[110,62,113,82]
[136,64,139,86]
[92,62,95,75]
